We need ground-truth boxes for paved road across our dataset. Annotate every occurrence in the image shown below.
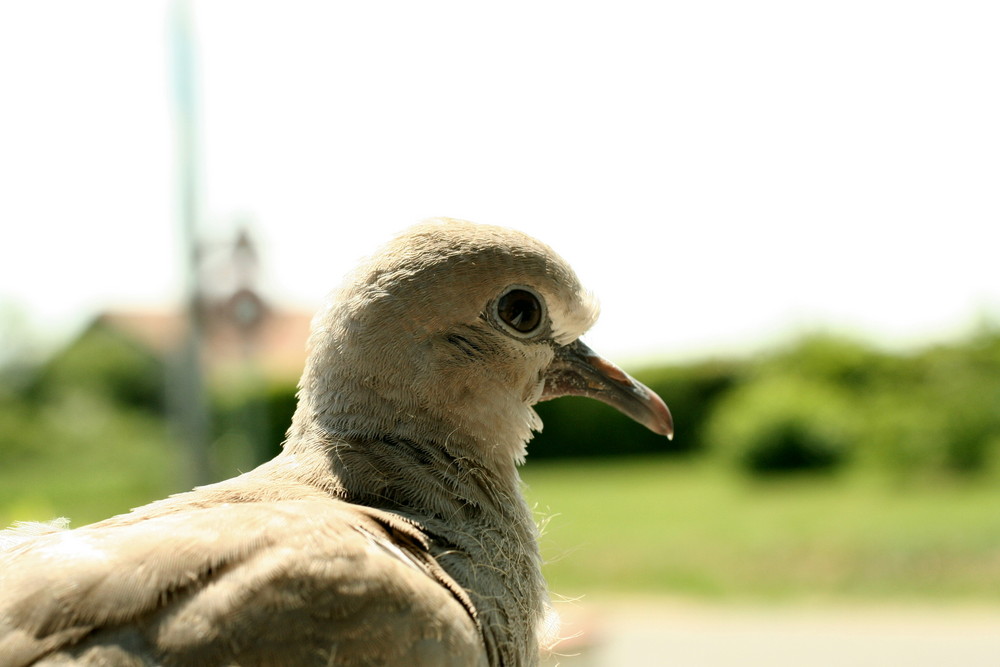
[542,598,1000,666]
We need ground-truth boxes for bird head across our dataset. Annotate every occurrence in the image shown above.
[293,218,672,465]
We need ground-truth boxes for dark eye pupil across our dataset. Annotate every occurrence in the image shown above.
[497,289,542,333]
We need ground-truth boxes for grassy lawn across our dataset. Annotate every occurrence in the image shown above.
[0,397,182,528]
[522,456,1000,602]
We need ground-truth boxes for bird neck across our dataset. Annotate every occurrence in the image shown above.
[278,422,549,665]
[284,415,528,526]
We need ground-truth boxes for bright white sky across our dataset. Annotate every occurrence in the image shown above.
[1,1,998,365]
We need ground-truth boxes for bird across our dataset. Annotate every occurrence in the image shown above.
[0,218,673,666]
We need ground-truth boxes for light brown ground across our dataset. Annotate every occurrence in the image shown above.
[542,597,1000,666]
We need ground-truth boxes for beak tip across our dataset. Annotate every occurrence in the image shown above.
[660,421,675,441]
[645,390,675,441]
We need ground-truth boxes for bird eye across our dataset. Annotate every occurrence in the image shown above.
[496,288,543,335]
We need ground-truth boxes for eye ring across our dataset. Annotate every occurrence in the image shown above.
[493,286,546,338]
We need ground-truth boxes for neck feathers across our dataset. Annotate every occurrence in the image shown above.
[279,425,548,666]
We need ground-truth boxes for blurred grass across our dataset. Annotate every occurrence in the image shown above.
[0,395,181,527]
[523,456,1000,602]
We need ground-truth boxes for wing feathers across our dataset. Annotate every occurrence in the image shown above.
[0,500,485,666]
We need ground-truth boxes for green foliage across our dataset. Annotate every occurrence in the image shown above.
[0,397,47,463]
[705,375,857,473]
[696,331,1000,478]
[211,379,298,469]
[1,322,180,525]
[764,334,890,387]
[32,322,166,413]
[834,332,1000,478]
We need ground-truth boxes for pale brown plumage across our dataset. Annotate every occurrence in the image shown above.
[0,219,672,666]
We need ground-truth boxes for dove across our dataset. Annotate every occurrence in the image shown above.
[0,218,672,666]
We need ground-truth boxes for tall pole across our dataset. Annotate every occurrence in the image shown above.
[169,0,212,487]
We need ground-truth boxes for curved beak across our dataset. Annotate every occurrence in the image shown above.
[540,339,674,439]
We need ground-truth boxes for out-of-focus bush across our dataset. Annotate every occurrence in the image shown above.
[705,374,858,473]
[31,323,166,414]
[700,330,1000,478]
[0,377,179,526]
[0,397,46,463]
[0,325,165,475]
[212,380,298,468]
[860,330,1000,477]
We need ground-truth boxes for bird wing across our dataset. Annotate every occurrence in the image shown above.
[0,499,486,666]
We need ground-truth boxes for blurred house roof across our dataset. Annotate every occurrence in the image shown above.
[95,302,313,383]
[86,228,315,384]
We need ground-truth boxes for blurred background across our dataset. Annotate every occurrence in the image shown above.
[2,2,999,664]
